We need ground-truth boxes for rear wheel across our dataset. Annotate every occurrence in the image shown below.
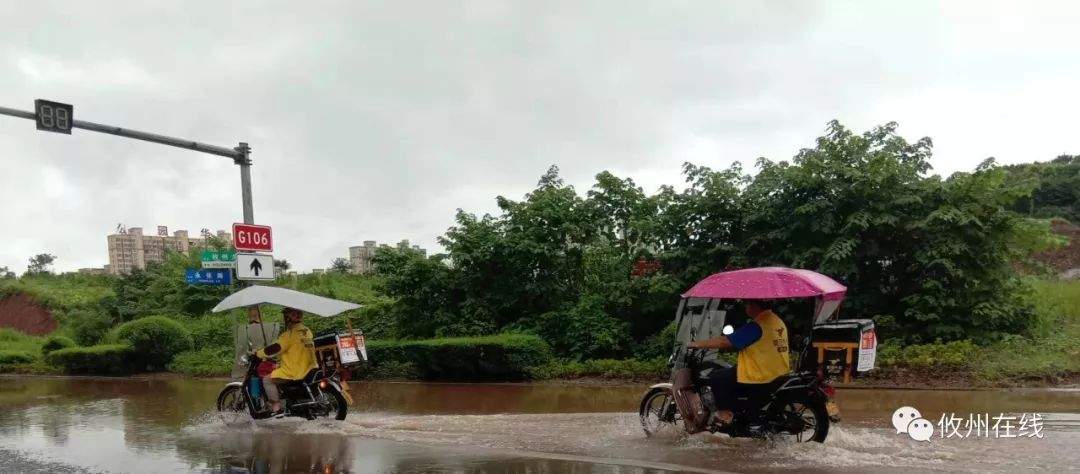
[780,399,829,443]
[639,387,682,437]
[321,387,348,421]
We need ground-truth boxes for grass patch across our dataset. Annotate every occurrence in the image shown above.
[0,328,45,353]
[974,279,1080,379]
[0,274,114,310]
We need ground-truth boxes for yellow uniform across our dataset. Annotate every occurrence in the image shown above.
[257,323,317,380]
[736,310,790,383]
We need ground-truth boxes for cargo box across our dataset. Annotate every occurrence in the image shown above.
[809,319,876,382]
[313,330,368,376]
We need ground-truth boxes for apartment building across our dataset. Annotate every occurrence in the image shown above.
[348,239,427,274]
[107,226,231,275]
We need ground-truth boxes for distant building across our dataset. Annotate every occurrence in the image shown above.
[311,268,325,275]
[348,239,427,274]
[107,225,230,275]
[77,267,108,275]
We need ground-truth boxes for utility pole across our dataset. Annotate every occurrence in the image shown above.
[0,100,255,224]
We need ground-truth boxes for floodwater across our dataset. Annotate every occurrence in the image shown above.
[0,376,1077,473]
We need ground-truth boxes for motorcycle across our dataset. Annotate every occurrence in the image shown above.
[216,352,348,421]
[638,267,862,443]
[210,285,367,422]
[640,338,833,442]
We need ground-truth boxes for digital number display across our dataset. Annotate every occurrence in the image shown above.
[35,99,74,134]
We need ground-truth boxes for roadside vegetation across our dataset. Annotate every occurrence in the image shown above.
[1,123,1077,385]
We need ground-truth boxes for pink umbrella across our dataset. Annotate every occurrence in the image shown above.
[682,267,847,301]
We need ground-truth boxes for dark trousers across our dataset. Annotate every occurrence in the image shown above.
[707,365,770,422]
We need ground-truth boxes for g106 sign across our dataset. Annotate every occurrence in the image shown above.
[35,99,73,134]
[233,223,272,252]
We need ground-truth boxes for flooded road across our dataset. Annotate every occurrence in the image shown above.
[1,376,1077,473]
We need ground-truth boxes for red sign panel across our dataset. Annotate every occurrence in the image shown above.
[232,223,273,252]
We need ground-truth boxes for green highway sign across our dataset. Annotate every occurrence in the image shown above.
[201,249,237,268]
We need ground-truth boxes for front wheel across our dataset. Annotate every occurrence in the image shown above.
[779,399,829,443]
[639,387,681,437]
[216,385,249,423]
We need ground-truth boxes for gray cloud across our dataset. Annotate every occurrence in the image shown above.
[2,1,1079,273]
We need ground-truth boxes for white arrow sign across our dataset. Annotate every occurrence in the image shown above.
[236,253,275,281]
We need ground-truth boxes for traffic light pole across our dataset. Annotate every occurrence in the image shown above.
[0,104,255,225]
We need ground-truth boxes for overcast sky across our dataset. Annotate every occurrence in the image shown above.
[2,1,1078,274]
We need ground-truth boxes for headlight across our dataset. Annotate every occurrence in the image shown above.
[239,354,249,365]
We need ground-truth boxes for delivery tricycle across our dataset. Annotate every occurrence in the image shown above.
[639,267,877,442]
[211,286,368,422]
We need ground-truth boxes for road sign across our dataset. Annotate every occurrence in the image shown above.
[34,99,73,134]
[233,223,272,252]
[185,269,232,285]
[236,253,274,280]
[201,249,237,268]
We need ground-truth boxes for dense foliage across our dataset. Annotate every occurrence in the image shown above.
[374,121,1051,353]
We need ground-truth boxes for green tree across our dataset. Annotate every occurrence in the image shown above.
[0,266,14,279]
[742,121,1040,343]
[26,254,57,275]
[330,258,352,273]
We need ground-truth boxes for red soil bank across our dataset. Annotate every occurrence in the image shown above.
[0,292,56,336]
[1033,219,1080,273]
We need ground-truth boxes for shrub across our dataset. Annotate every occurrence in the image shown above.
[45,344,135,375]
[530,358,668,380]
[169,347,233,377]
[109,316,193,370]
[0,350,37,366]
[66,308,115,346]
[183,315,236,351]
[356,360,420,380]
[41,335,77,355]
[356,333,552,381]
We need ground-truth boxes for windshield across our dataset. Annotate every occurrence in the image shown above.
[673,297,728,346]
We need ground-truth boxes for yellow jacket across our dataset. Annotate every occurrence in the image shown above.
[736,310,791,383]
[257,323,318,380]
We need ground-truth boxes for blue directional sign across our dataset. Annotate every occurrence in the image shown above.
[185,268,232,285]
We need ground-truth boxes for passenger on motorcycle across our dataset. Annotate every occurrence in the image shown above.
[255,307,318,417]
[686,300,790,424]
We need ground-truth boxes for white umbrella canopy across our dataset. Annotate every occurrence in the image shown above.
[211,285,361,317]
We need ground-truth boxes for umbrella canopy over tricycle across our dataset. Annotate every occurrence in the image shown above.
[211,285,361,317]
[681,267,846,324]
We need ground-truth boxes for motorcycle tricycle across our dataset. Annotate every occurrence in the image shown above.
[209,285,368,422]
[640,267,874,443]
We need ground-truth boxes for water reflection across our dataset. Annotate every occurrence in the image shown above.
[1,376,1078,473]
